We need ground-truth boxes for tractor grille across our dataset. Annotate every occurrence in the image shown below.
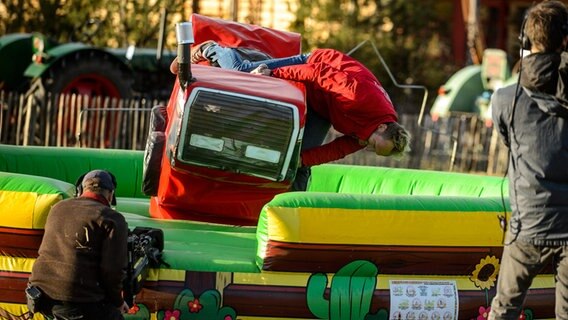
[177,88,298,181]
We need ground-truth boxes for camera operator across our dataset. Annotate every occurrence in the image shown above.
[28,170,130,319]
[489,1,568,319]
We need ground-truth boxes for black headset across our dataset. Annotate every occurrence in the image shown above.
[519,13,530,50]
[74,170,118,206]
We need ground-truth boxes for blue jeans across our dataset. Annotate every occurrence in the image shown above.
[291,109,331,191]
[204,44,309,72]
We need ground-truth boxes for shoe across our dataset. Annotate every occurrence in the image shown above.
[191,40,216,64]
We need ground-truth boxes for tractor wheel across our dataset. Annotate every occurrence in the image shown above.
[41,51,132,99]
[142,105,167,196]
[30,52,133,147]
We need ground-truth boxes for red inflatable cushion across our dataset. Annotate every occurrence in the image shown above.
[190,13,302,59]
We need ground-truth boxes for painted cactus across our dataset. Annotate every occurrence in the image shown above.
[156,288,236,320]
[307,260,379,320]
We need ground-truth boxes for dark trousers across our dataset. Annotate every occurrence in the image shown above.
[489,239,568,319]
[292,108,331,191]
[40,297,123,320]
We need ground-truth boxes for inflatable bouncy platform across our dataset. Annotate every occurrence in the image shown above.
[0,144,556,320]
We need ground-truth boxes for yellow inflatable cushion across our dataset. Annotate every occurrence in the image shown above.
[0,172,73,229]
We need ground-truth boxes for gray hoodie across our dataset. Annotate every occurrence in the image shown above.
[492,52,568,245]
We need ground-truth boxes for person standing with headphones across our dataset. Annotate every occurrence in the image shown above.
[490,1,568,319]
[27,170,130,319]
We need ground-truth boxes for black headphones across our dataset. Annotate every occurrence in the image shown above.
[519,10,568,50]
[74,170,118,206]
[519,14,530,50]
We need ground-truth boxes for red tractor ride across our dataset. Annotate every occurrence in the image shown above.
[143,14,306,226]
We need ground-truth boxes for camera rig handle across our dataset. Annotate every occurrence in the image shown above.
[123,227,167,307]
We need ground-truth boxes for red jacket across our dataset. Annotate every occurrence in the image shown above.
[272,49,398,166]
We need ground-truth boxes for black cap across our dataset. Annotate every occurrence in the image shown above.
[82,170,116,191]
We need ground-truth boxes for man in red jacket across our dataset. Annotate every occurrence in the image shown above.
[173,44,410,190]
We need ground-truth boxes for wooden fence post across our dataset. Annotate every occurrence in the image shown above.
[22,93,38,146]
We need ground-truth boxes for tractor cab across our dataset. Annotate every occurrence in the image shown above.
[475,48,512,125]
[143,14,306,226]
[430,48,516,126]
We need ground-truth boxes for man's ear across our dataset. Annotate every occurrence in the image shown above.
[74,173,87,197]
[377,123,387,132]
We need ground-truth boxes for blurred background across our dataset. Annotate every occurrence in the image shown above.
[1,0,562,175]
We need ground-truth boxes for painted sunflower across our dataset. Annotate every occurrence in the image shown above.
[470,255,500,289]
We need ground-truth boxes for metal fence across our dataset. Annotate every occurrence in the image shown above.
[0,90,163,150]
[332,112,509,176]
[0,90,509,176]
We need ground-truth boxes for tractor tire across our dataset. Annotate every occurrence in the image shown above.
[40,51,133,99]
[27,51,133,147]
[142,105,167,196]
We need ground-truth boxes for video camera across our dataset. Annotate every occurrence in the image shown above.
[123,226,167,306]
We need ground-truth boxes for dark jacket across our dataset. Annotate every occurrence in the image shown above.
[272,49,398,166]
[492,52,568,245]
[30,195,128,306]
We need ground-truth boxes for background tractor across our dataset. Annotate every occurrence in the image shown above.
[0,12,176,101]
[429,48,518,127]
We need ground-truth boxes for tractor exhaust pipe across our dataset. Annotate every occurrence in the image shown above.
[156,7,168,62]
[176,22,194,90]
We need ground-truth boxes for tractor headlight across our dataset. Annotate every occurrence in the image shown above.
[189,134,224,152]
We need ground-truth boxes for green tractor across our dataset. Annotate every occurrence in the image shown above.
[0,17,176,100]
[429,48,518,127]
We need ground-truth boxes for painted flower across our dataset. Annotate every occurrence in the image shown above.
[470,255,500,289]
[476,306,490,320]
[224,316,233,320]
[164,309,181,320]
[188,298,203,313]
[518,310,526,320]
[128,304,140,314]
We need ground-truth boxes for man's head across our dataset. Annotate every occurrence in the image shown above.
[78,170,117,205]
[365,122,411,157]
[524,0,568,53]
